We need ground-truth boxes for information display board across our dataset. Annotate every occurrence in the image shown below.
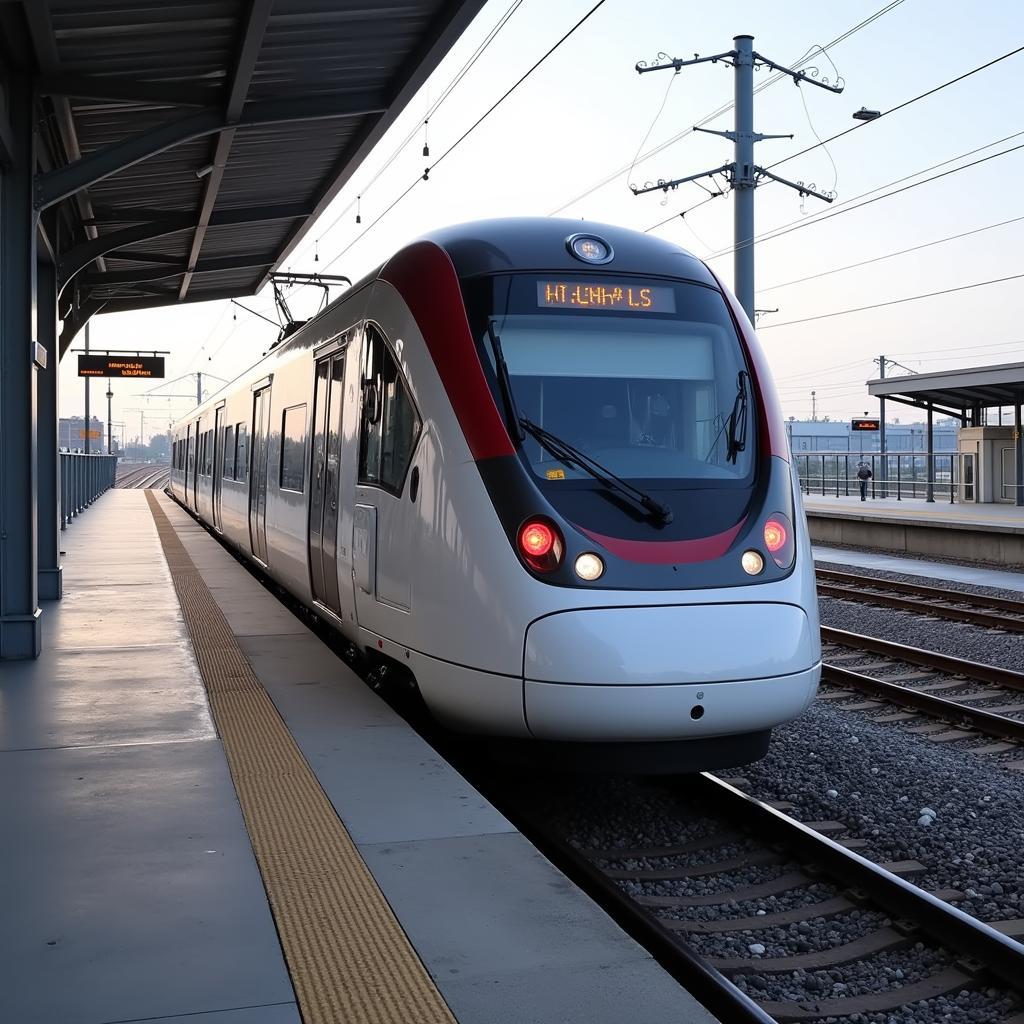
[78,354,165,378]
[851,418,880,431]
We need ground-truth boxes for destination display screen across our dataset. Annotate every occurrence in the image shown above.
[850,418,880,431]
[78,355,165,379]
[537,281,676,313]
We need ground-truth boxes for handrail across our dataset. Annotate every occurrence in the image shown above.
[60,452,117,528]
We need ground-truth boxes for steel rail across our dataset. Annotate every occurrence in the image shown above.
[822,626,1024,691]
[693,774,1024,993]
[821,662,1024,743]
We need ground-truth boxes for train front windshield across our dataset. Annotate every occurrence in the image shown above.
[482,275,755,485]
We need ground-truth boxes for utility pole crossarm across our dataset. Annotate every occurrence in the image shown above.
[756,167,835,203]
[752,52,845,92]
[695,126,793,144]
[631,162,732,196]
[635,50,736,74]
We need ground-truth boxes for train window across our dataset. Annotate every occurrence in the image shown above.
[359,326,420,493]
[234,423,248,482]
[474,275,756,485]
[280,404,307,492]
[223,425,235,479]
[204,430,214,476]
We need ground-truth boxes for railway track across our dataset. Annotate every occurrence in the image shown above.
[816,568,1024,634]
[504,774,1024,1024]
[117,465,170,489]
[820,627,1024,749]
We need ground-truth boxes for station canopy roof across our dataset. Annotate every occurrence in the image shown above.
[0,0,485,353]
[867,361,1024,419]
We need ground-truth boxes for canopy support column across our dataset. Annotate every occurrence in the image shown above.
[0,74,41,657]
[37,259,62,600]
[926,402,935,503]
[1015,396,1023,508]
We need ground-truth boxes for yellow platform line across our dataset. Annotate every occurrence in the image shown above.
[145,492,455,1024]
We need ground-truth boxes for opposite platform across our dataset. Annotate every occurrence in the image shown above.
[803,494,1024,565]
[0,488,718,1024]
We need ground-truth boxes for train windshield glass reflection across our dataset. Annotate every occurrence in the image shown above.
[484,276,754,484]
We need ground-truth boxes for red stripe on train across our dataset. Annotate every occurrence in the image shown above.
[578,519,746,564]
[380,241,515,461]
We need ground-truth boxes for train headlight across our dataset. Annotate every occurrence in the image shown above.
[574,552,604,581]
[741,550,764,575]
[566,233,614,264]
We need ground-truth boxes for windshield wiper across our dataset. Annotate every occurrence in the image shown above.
[485,320,524,443]
[519,417,673,525]
[726,371,749,464]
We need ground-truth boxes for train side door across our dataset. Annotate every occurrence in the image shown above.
[184,424,193,506]
[212,405,224,530]
[249,384,272,563]
[308,347,346,613]
[353,324,421,615]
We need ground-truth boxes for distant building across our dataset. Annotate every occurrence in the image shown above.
[59,415,107,452]
[786,418,958,453]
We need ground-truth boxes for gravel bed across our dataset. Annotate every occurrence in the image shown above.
[649,880,840,920]
[680,906,891,961]
[618,861,809,901]
[818,596,1024,672]
[739,700,1024,923]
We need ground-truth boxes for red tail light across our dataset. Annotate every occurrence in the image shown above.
[763,513,795,568]
[517,518,564,572]
[763,519,787,553]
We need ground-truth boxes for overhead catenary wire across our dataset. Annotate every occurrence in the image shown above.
[646,43,1024,246]
[290,0,526,267]
[321,0,610,272]
[704,132,1024,260]
[757,272,1024,330]
[758,213,1024,293]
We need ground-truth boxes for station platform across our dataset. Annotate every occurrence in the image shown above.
[803,493,1024,565]
[0,488,717,1024]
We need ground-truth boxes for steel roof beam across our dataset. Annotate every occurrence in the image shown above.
[35,90,387,210]
[36,73,220,108]
[180,0,274,301]
[84,254,275,287]
[58,202,313,291]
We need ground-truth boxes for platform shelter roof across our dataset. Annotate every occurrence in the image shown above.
[867,361,1024,419]
[0,0,485,354]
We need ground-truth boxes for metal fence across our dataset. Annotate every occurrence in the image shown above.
[60,452,117,528]
[794,451,959,503]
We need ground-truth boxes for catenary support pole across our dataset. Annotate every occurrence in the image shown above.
[107,382,113,455]
[0,74,42,658]
[196,370,202,406]
[733,35,755,321]
[36,260,62,600]
[84,320,91,454]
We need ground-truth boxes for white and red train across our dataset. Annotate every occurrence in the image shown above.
[170,218,820,770]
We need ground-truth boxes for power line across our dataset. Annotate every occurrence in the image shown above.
[291,0,526,266]
[758,213,1024,293]
[758,271,1024,330]
[764,43,1024,172]
[548,0,908,216]
[322,0,609,271]
[705,131,1024,260]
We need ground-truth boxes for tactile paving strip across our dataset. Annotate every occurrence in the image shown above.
[145,491,455,1024]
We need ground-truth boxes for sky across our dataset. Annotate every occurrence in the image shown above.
[60,0,1024,443]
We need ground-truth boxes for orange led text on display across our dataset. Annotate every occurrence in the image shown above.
[536,281,676,313]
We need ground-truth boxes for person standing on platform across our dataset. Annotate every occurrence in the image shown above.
[857,461,873,501]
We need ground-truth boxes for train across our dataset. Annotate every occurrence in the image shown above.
[170,218,821,771]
